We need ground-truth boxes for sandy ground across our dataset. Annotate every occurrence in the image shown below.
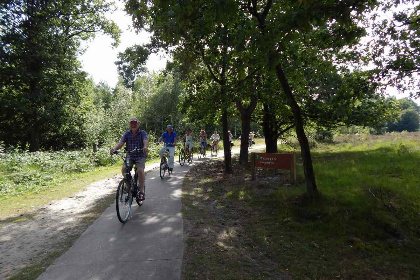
[0,175,123,279]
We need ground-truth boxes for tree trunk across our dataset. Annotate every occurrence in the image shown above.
[275,64,318,196]
[29,124,40,152]
[236,95,258,165]
[262,103,278,153]
[222,109,232,173]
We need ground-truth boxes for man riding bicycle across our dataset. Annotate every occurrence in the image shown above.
[110,117,148,201]
[210,130,220,152]
[158,125,177,172]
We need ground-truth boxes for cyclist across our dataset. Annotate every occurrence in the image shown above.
[183,129,193,160]
[228,130,234,150]
[199,129,207,155]
[158,125,177,172]
[210,130,220,152]
[249,132,254,148]
[110,117,148,201]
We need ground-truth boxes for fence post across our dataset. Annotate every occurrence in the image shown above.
[291,152,297,185]
[251,152,256,181]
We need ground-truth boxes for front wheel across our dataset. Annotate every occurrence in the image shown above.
[160,160,166,179]
[116,180,132,223]
[179,149,185,166]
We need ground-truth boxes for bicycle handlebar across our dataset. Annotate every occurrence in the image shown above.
[111,147,143,155]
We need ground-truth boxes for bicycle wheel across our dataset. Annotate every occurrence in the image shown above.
[179,149,185,166]
[160,160,166,179]
[116,179,132,223]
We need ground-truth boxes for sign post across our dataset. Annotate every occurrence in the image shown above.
[251,152,297,185]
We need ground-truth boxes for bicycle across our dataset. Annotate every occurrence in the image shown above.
[198,142,206,158]
[159,143,173,178]
[178,145,186,166]
[112,148,145,223]
[183,142,193,163]
[211,141,218,156]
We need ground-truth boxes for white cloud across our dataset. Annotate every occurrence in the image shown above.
[78,1,168,87]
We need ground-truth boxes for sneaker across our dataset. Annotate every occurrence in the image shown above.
[136,191,145,201]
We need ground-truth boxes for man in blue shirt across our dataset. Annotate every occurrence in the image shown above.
[110,118,148,201]
[158,125,177,172]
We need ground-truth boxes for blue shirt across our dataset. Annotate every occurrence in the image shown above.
[120,129,148,159]
[161,131,177,147]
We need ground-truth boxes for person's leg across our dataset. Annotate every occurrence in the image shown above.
[136,158,146,193]
[168,146,175,168]
[159,146,165,162]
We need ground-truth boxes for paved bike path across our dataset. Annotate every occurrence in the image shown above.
[37,163,191,280]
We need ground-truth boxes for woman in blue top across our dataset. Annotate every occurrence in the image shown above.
[158,125,177,171]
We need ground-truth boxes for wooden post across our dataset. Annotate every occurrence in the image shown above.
[251,152,256,180]
[290,152,297,185]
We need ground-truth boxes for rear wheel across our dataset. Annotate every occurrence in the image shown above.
[116,180,132,223]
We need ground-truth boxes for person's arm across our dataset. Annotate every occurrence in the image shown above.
[142,139,149,155]
[110,141,124,154]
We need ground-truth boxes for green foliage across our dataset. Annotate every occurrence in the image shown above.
[0,147,119,198]
[386,97,420,132]
[115,45,150,88]
[369,2,420,97]
[0,0,121,151]
[388,109,420,132]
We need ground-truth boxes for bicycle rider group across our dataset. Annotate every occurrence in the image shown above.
[110,118,231,222]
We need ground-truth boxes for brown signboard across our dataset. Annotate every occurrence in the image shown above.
[251,152,296,185]
[254,153,294,169]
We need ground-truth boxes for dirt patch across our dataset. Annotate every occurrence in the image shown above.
[181,159,292,280]
[0,176,121,279]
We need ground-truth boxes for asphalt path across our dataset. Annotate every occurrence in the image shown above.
[36,144,263,280]
[37,161,190,280]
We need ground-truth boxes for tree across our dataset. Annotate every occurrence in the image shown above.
[387,97,420,132]
[370,1,420,98]
[0,0,120,151]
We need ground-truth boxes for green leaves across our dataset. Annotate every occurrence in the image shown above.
[115,45,150,88]
[0,0,121,151]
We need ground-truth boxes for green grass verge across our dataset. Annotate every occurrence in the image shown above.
[182,132,420,279]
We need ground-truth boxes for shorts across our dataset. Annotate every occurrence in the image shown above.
[123,157,146,170]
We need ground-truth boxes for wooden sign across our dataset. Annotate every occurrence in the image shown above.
[251,152,296,185]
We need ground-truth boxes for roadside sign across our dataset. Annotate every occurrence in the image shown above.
[251,152,296,185]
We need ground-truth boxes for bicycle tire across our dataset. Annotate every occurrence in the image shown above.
[116,179,132,223]
[179,149,185,166]
[160,162,166,179]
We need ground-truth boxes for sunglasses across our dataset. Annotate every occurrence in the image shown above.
[130,121,138,125]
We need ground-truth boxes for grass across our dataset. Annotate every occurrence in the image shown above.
[181,132,420,279]
[0,164,120,220]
